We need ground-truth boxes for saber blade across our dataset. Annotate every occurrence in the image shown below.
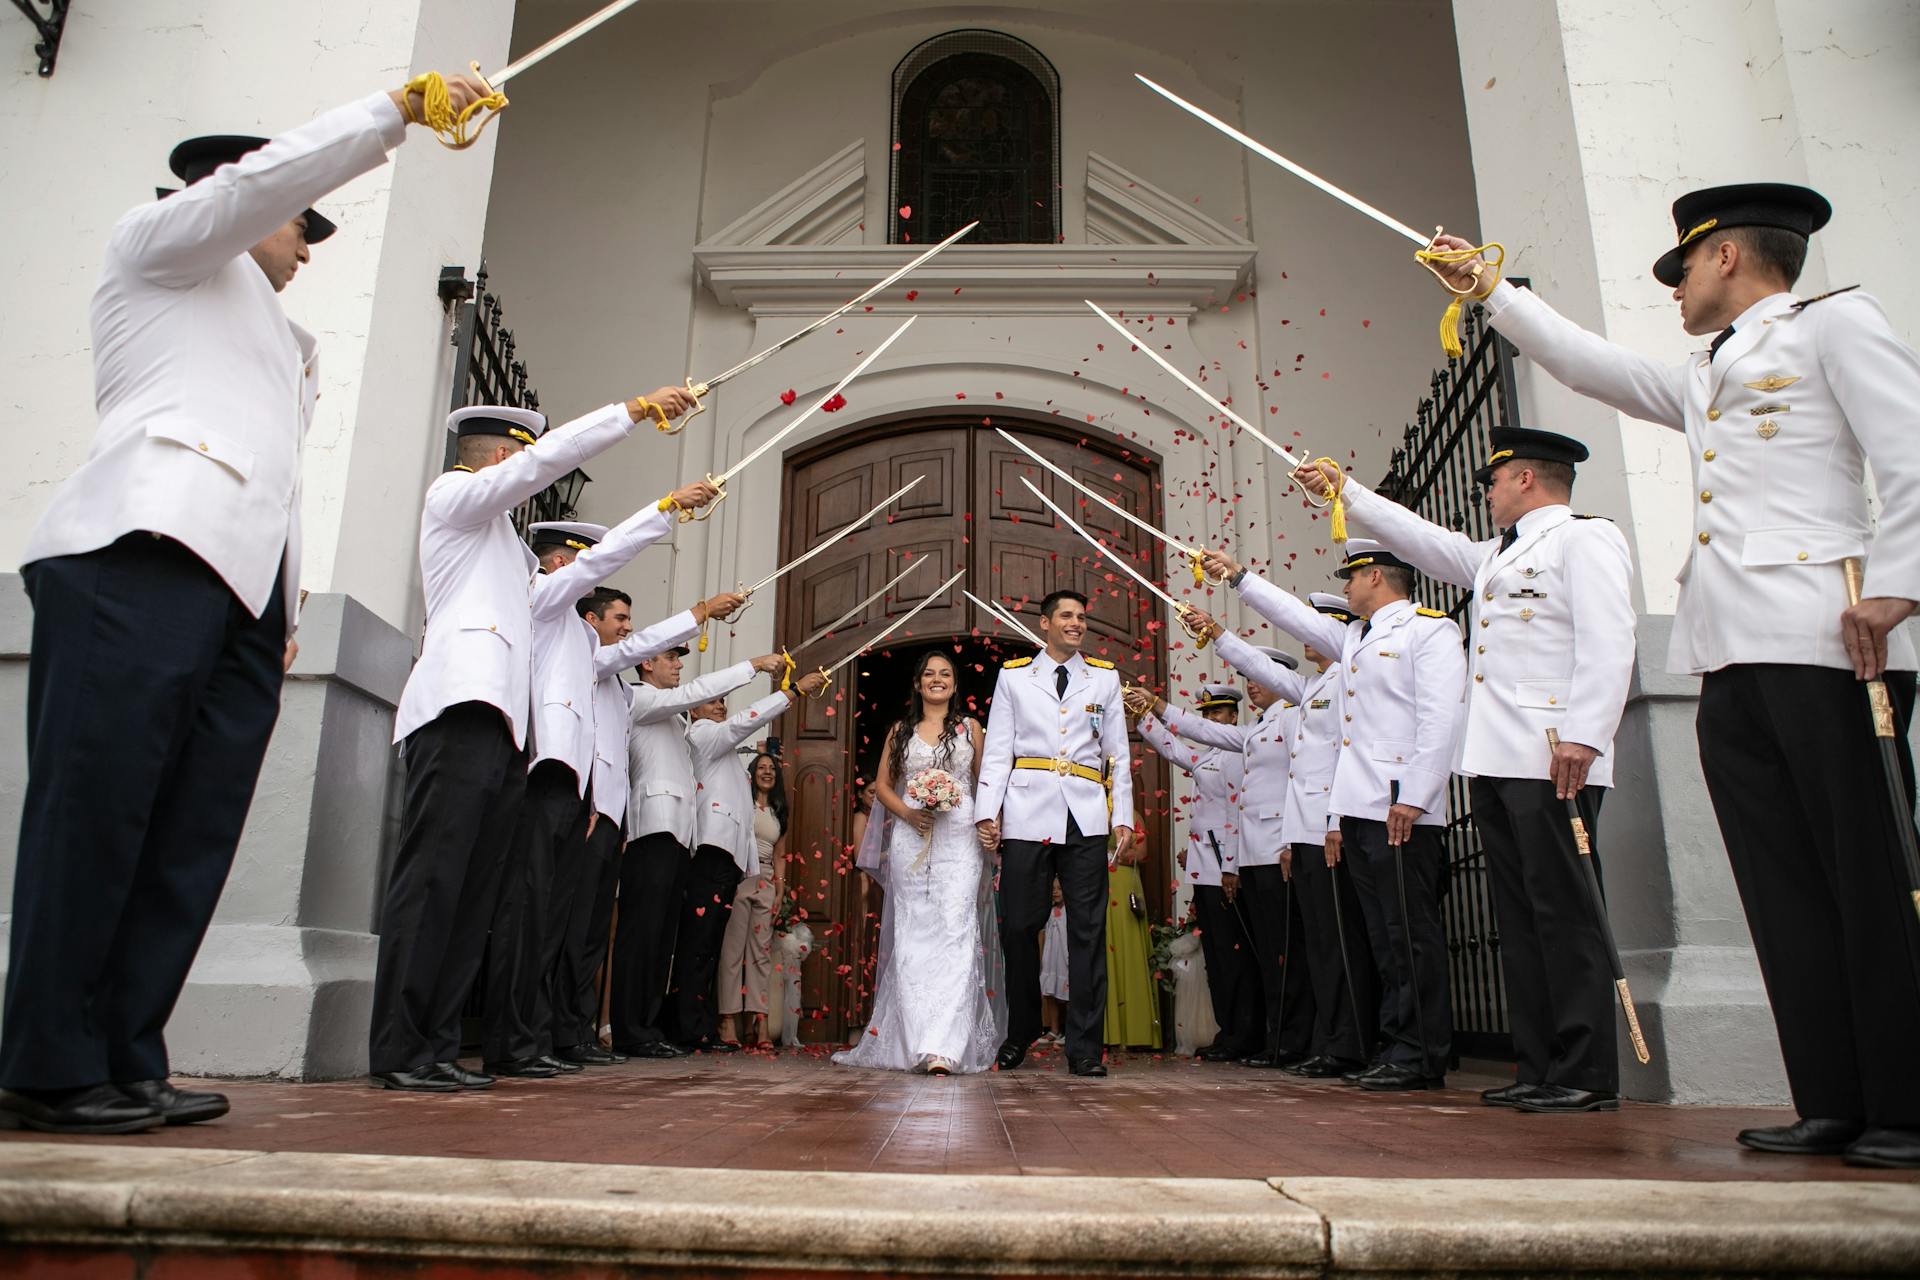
[694,222,977,394]
[488,0,649,86]
[823,569,967,677]
[1135,75,1429,247]
[1084,302,1305,470]
[794,557,928,653]
[964,589,1043,648]
[747,475,921,595]
[1019,478,1185,613]
[997,428,1198,557]
[717,316,915,486]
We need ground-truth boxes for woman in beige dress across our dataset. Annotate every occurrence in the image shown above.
[718,752,787,1048]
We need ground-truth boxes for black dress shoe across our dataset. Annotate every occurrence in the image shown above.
[1341,1059,1384,1083]
[434,1062,494,1089]
[1481,1081,1541,1108]
[1737,1117,1866,1155]
[0,1084,163,1134]
[1843,1127,1920,1169]
[995,1040,1030,1071]
[120,1079,229,1125]
[1514,1085,1617,1113]
[1195,1041,1245,1062]
[1356,1063,1442,1091]
[537,1054,583,1073]
[555,1042,615,1066]
[700,1039,741,1054]
[1287,1055,1361,1079]
[370,1066,461,1092]
[484,1056,559,1078]
[626,1041,685,1060]
[1068,1057,1108,1077]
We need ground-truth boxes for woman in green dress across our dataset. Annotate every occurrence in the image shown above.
[1105,807,1162,1050]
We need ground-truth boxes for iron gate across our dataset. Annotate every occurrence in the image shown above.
[1374,288,1524,1063]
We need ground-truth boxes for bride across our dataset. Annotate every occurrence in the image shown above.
[835,651,999,1075]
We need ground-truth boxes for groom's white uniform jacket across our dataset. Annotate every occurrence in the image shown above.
[975,651,1134,843]
[627,663,756,847]
[1337,477,1636,785]
[23,92,409,631]
[689,691,793,874]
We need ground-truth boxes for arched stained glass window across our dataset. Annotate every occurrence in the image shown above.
[890,31,1060,245]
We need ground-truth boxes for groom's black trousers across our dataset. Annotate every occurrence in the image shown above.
[999,815,1109,1062]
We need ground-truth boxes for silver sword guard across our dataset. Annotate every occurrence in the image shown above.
[670,377,712,436]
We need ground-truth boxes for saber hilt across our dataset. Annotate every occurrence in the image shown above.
[677,474,728,524]
[674,378,711,435]
[1175,603,1214,652]
[1841,558,1920,929]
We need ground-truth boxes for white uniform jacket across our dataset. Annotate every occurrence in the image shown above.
[1280,664,1342,847]
[974,651,1134,843]
[1340,479,1636,785]
[689,692,793,874]
[585,609,704,828]
[391,403,638,747]
[626,663,756,847]
[1483,280,1920,675]
[1237,574,1465,828]
[1136,715,1242,885]
[23,92,409,629]
[525,505,675,793]
[1150,700,1292,869]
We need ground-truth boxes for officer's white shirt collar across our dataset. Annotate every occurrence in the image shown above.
[1509,502,1571,540]
[1366,597,1415,629]
[1033,649,1085,681]
[1717,291,1797,351]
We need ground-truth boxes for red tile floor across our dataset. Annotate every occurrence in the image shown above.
[4,1044,1913,1182]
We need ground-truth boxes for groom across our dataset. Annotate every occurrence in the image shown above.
[976,590,1135,1076]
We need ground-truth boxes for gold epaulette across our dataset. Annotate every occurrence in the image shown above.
[1085,656,1116,670]
[1791,284,1860,311]
[1003,656,1033,669]
[1571,513,1612,521]
[1415,607,1449,619]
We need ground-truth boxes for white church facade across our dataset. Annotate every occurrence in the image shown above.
[1,0,1914,1100]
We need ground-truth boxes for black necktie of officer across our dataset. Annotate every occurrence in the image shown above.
[1055,665,1069,699]
[1709,326,1735,361]
[1499,526,1519,553]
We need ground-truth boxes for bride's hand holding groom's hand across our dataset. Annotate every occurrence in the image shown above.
[975,818,1000,853]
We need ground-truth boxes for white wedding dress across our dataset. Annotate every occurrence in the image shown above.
[834,730,999,1074]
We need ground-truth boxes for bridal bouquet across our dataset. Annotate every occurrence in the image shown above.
[904,768,964,871]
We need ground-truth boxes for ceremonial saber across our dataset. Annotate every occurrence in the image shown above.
[681,317,915,522]
[1327,856,1367,1057]
[1386,779,1434,1080]
[963,589,1044,648]
[819,569,968,679]
[997,428,1222,585]
[678,223,978,431]
[1842,559,1920,935]
[1545,730,1653,1065]
[1133,75,1504,357]
[784,557,930,697]
[1018,477,1212,651]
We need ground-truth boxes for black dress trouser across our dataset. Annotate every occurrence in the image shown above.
[482,760,587,1064]
[1340,817,1452,1072]
[368,701,527,1073]
[999,815,1109,1062]
[663,845,743,1046]
[553,809,624,1049]
[1292,842,1379,1063]
[1,537,285,1091]
[608,833,687,1050]
[1698,663,1920,1128]
[1241,862,1315,1058]
[1471,775,1617,1092]
[1192,883,1263,1054]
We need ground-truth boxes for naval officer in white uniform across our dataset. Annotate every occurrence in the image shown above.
[1299,427,1636,1112]
[0,74,492,1135]
[1427,184,1920,1166]
[975,589,1136,1077]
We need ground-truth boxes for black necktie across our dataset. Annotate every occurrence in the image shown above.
[1499,526,1518,553]
[1359,618,1371,639]
[1055,665,1069,699]
[1709,326,1735,361]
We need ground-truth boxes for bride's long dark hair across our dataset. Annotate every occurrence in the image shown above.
[886,650,965,784]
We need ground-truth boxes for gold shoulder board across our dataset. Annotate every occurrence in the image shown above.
[1003,656,1033,669]
[1791,284,1860,311]
[1571,513,1612,521]
[1084,656,1116,670]
[1415,607,1449,619]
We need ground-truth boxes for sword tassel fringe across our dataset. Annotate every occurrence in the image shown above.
[403,71,508,150]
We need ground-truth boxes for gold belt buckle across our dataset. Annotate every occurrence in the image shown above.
[1054,757,1072,777]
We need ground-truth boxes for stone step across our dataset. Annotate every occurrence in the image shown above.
[0,1142,1915,1276]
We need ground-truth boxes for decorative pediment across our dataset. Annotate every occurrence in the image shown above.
[704,140,866,247]
[1086,152,1250,247]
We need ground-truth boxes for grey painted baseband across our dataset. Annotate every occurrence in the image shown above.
[0,1144,1915,1275]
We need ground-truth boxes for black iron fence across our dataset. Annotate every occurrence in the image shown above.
[439,262,587,535]
[1375,288,1524,1063]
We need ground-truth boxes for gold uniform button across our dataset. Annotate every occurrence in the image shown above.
[1700,490,1712,503]
[1342,738,1351,747]
[1699,532,1711,545]
[1344,714,1352,722]
[1476,644,1486,655]
[1480,618,1490,629]
[1474,673,1484,683]
[1548,696,1557,705]
[1706,408,1721,421]
[1703,449,1716,461]
[488,624,498,632]
[197,442,209,452]
[1484,589,1494,602]
[1797,551,1809,561]
[1350,664,1358,673]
